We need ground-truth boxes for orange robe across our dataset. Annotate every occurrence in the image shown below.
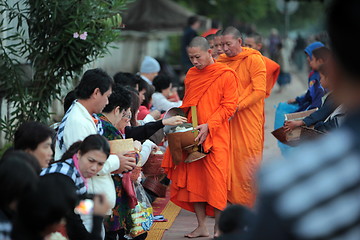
[217,47,267,208]
[264,56,280,98]
[161,62,238,216]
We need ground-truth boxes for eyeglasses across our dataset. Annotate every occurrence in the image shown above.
[122,112,131,119]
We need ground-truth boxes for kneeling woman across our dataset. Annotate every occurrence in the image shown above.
[41,134,110,240]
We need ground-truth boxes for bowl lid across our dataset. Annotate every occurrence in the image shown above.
[163,107,187,134]
[163,107,186,119]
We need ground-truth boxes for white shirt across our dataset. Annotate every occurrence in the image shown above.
[151,92,182,112]
[54,101,119,215]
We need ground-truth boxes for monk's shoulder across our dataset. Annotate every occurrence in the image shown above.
[216,69,238,86]
[245,53,266,70]
[247,52,264,62]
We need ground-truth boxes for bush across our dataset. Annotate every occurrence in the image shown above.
[0,0,129,141]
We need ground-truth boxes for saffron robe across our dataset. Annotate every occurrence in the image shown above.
[217,47,267,207]
[161,62,238,216]
[264,56,280,98]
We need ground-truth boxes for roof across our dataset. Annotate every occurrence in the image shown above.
[122,0,194,31]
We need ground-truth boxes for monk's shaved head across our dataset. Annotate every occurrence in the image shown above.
[187,37,214,69]
[188,36,210,52]
[247,32,263,44]
[222,26,242,39]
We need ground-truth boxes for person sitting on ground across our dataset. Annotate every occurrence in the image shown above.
[42,134,111,240]
[54,69,137,234]
[113,72,141,91]
[284,62,341,132]
[249,1,360,238]
[12,173,79,240]
[0,151,39,240]
[100,85,186,144]
[98,85,185,239]
[137,79,161,121]
[152,75,182,112]
[287,44,330,112]
[139,56,160,85]
[14,121,54,169]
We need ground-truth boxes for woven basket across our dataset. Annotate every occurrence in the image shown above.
[142,176,167,198]
[142,153,165,177]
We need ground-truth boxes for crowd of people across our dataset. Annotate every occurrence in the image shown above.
[1,0,359,239]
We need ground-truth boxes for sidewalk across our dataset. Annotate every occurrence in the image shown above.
[161,68,308,240]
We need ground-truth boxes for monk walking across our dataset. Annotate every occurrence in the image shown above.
[162,37,238,238]
[244,33,280,98]
[217,26,267,208]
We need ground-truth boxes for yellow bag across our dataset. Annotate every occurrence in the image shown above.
[128,183,154,238]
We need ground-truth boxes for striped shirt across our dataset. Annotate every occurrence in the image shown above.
[41,159,87,195]
[0,210,11,240]
[251,111,360,240]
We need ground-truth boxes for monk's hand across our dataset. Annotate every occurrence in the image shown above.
[162,115,187,126]
[195,123,209,145]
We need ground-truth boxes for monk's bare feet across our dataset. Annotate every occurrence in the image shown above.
[184,226,210,238]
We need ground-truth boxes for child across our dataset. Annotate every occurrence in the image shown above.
[284,62,340,132]
[288,43,329,112]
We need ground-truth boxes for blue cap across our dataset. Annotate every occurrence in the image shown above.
[304,41,325,60]
[140,56,160,73]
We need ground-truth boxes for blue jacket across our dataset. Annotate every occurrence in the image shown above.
[302,93,339,126]
[295,70,325,112]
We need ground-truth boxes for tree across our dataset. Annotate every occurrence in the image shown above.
[174,0,272,26]
[0,0,128,141]
[174,0,327,35]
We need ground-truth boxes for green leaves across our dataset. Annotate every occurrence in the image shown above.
[0,0,129,141]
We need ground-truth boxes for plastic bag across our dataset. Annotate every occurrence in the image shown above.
[274,102,299,156]
[127,182,154,238]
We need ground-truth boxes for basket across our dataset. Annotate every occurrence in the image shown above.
[142,176,167,198]
[142,152,165,177]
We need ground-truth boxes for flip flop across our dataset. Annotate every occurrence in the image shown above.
[153,215,167,222]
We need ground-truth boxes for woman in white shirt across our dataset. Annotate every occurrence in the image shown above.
[151,75,182,112]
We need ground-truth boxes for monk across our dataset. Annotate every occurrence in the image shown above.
[214,30,224,57]
[205,34,218,59]
[162,37,238,238]
[244,33,280,98]
[217,26,266,208]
